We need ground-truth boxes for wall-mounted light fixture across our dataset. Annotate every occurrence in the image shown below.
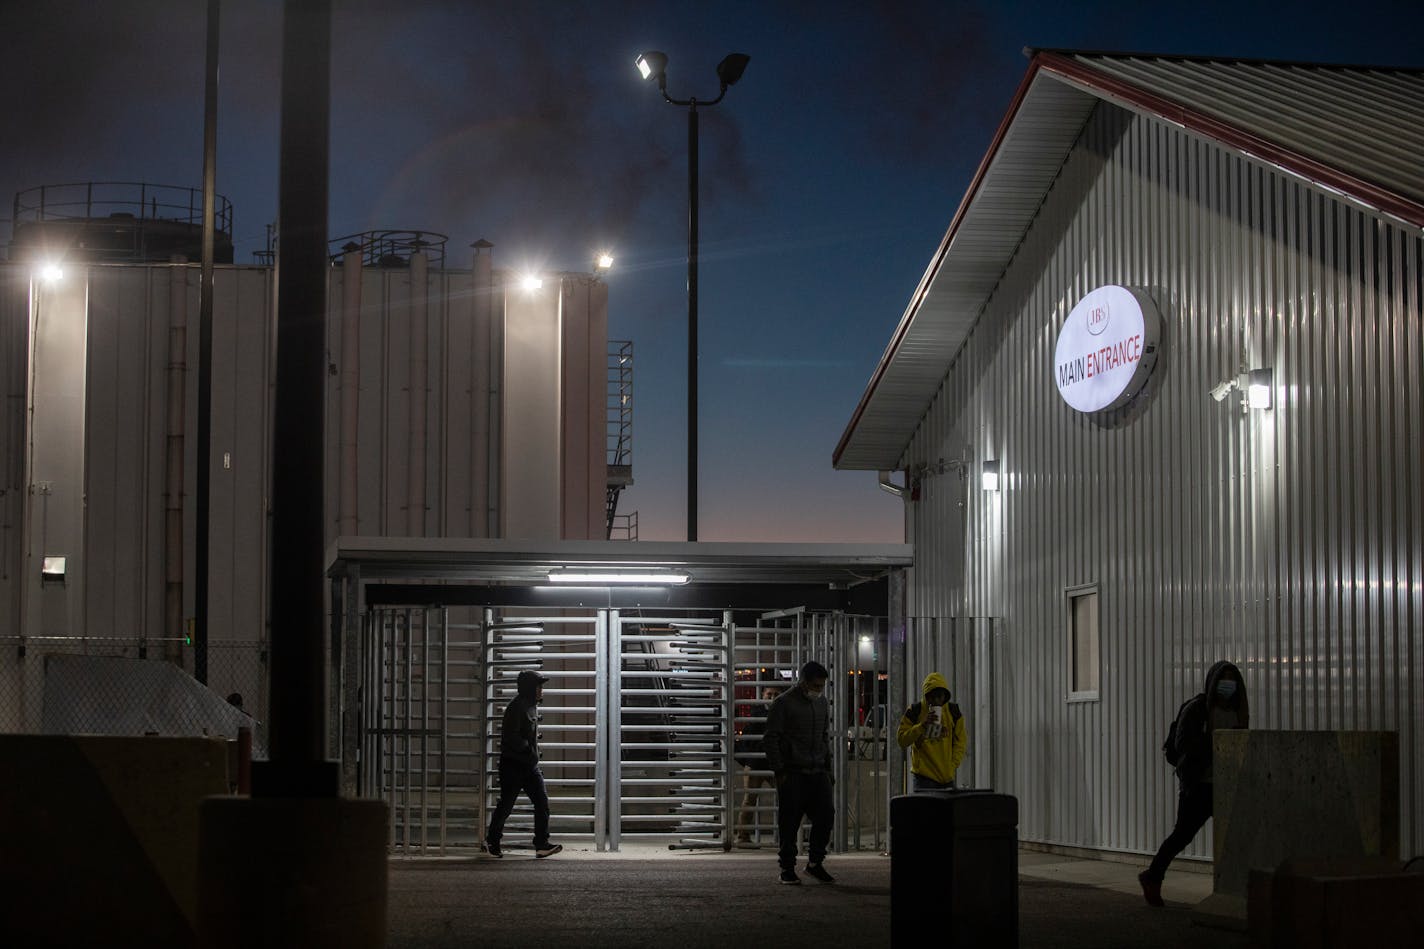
[981,460,1000,492]
[1209,367,1273,412]
[1246,368,1273,410]
[595,252,614,272]
[548,569,691,585]
[519,273,544,292]
[41,556,67,583]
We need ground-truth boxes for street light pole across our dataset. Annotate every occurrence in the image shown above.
[636,51,749,543]
[686,102,698,543]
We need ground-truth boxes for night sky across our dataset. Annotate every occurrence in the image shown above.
[3,0,1421,543]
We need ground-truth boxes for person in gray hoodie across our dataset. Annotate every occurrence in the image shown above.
[485,670,561,858]
[1139,659,1249,905]
[763,661,835,885]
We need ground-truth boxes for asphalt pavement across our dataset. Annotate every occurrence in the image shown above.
[385,845,1250,948]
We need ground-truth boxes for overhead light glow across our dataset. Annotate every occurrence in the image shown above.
[596,253,614,271]
[981,460,1001,492]
[548,569,690,585]
[520,273,543,291]
[39,263,63,283]
[1247,368,1273,410]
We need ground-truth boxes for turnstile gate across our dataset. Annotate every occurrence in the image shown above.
[360,606,888,854]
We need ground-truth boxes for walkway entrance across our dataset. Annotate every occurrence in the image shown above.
[358,605,892,854]
[329,539,914,855]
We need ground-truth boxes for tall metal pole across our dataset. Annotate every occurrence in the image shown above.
[686,103,699,543]
[261,0,334,795]
[195,0,219,685]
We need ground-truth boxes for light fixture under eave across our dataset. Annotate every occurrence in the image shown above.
[1246,368,1273,410]
[548,569,691,585]
[981,460,1001,492]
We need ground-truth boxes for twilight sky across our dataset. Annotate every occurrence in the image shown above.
[3,0,1421,543]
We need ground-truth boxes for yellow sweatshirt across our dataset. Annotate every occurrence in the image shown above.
[896,672,968,785]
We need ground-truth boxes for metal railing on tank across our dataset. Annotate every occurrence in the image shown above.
[328,229,448,268]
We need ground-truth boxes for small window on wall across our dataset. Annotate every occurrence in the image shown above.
[1067,584,1100,702]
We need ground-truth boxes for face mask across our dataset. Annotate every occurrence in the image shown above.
[804,686,824,699]
[1216,680,1238,699]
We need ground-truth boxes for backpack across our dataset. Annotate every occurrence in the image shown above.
[1162,693,1205,767]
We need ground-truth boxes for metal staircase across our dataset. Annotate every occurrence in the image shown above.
[606,341,635,539]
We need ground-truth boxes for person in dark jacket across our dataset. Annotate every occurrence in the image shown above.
[763,661,835,885]
[485,670,561,858]
[1139,660,1249,905]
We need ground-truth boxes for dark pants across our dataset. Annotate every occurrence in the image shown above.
[486,759,551,848]
[1145,781,1213,882]
[776,771,834,869]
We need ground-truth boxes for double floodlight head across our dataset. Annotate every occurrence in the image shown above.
[636,50,749,102]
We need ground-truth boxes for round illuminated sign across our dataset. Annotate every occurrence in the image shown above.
[1053,285,1160,413]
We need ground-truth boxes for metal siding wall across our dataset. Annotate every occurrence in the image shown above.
[213,267,274,646]
[442,271,474,538]
[0,271,27,643]
[903,103,1424,859]
[84,269,155,638]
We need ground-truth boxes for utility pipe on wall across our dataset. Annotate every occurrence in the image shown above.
[338,243,361,537]
[164,260,188,664]
[877,470,908,499]
[408,248,428,536]
[469,241,491,538]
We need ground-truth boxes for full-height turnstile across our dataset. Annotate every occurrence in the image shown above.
[360,606,892,854]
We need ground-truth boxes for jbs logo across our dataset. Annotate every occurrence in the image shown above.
[1086,305,1109,335]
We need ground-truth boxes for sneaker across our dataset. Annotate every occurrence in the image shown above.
[485,841,502,858]
[535,843,562,858]
[805,863,835,884]
[779,868,800,885]
[1138,871,1164,907]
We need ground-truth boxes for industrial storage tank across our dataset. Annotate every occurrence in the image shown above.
[9,181,235,264]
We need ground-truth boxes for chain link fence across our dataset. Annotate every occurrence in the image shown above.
[0,635,270,759]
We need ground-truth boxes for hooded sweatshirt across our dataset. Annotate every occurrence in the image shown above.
[896,672,967,785]
[498,670,545,768]
[1175,659,1249,785]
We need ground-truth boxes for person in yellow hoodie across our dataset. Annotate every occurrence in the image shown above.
[896,672,967,791]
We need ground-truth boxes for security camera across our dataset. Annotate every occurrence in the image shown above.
[1209,380,1236,402]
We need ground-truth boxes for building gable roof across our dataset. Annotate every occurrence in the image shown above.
[833,50,1424,471]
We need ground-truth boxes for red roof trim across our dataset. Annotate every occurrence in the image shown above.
[1036,51,1424,229]
[832,56,1049,469]
[834,50,1424,470]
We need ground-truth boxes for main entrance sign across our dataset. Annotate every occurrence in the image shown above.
[1053,285,1160,413]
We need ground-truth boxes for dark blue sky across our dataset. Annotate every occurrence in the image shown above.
[4,1,1421,542]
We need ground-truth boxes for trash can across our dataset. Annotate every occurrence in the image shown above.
[891,790,1018,948]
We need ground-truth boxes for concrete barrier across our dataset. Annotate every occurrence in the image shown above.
[1249,857,1424,948]
[0,734,229,947]
[1196,729,1399,929]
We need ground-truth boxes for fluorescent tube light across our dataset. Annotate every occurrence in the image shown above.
[548,569,690,585]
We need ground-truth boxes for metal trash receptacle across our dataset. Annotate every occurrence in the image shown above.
[891,790,1019,948]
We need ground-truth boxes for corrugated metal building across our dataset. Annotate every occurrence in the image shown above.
[836,51,1423,861]
[0,228,612,733]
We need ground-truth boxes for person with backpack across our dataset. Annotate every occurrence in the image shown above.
[1139,660,1249,906]
[896,672,968,790]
